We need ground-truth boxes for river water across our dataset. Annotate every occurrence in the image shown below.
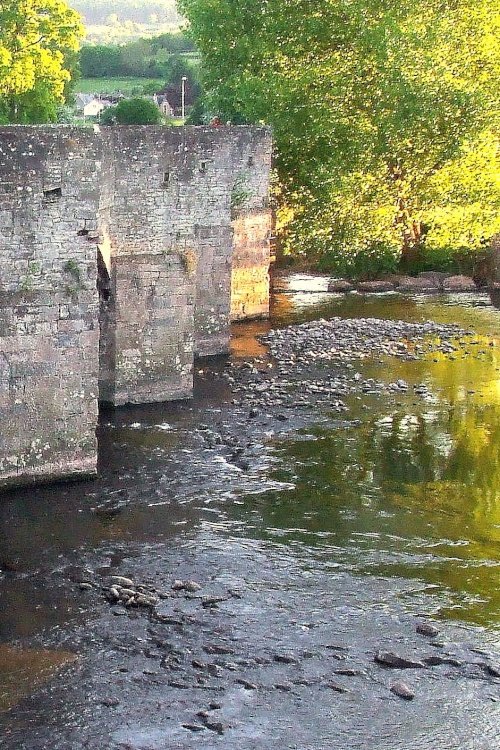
[0,278,499,748]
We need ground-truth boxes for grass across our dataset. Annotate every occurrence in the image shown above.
[76,78,164,95]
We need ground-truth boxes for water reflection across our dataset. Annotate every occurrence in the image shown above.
[225,283,500,626]
[0,277,499,710]
[0,645,77,712]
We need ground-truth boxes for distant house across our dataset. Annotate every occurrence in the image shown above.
[154,82,197,117]
[154,95,175,118]
[74,94,108,119]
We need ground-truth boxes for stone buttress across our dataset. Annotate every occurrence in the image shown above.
[0,127,101,487]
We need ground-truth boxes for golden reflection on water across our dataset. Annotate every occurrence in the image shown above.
[0,645,77,713]
[240,293,500,626]
[351,329,500,624]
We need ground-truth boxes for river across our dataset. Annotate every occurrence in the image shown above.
[0,278,499,749]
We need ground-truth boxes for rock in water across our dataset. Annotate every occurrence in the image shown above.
[424,656,462,667]
[391,681,415,700]
[328,279,354,293]
[109,576,135,588]
[171,579,201,592]
[442,275,477,292]
[416,622,440,637]
[375,651,426,669]
[484,663,500,678]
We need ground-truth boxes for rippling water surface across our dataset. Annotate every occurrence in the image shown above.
[0,278,499,744]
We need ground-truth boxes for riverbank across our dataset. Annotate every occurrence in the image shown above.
[273,270,500,297]
[0,286,499,749]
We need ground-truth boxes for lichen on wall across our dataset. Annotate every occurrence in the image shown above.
[0,126,101,488]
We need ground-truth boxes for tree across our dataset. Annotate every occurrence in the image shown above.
[79,44,123,77]
[102,97,162,124]
[0,0,84,123]
[179,0,500,273]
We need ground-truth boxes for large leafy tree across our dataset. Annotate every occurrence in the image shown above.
[180,0,500,273]
[0,0,83,123]
[101,97,162,124]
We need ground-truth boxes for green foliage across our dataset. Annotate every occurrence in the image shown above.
[102,97,162,124]
[79,45,123,77]
[185,95,206,124]
[78,34,199,82]
[180,0,500,274]
[0,0,84,122]
[230,174,253,213]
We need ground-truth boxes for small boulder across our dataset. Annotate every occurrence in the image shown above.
[483,663,500,678]
[442,275,477,292]
[398,276,439,293]
[416,622,440,637]
[328,279,354,293]
[172,579,201,593]
[424,655,462,667]
[109,576,135,588]
[375,651,426,669]
[390,681,415,700]
[357,280,395,293]
[418,271,450,285]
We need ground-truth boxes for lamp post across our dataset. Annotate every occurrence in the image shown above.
[181,76,187,121]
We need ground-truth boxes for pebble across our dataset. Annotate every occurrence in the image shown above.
[390,681,415,700]
[375,651,426,669]
[334,668,361,676]
[424,656,462,667]
[483,663,500,678]
[235,678,257,690]
[325,682,349,693]
[100,697,120,707]
[205,720,225,734]
[416,622,440,637]
[203,644,234,655]
[172,580,201,593]
[110,576,135,588]
[182,723,205,732]
[273,654,298,664]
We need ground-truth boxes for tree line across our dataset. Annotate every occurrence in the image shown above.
[79,33,197,79]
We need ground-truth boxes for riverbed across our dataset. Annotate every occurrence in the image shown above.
[0,279,499,749]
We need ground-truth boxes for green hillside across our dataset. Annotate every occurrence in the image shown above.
[70,1,184,42]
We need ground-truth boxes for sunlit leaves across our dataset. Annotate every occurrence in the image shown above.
[181,0,500,269]
[0,0,83,121]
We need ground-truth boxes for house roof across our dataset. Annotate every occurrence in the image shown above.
[75,93,96,108]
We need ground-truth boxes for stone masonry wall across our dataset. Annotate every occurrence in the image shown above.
[230,134,273,321]
[0,125,272,488]
[96,127,272,401]
[97,128,196,405]
[0,127,101,489]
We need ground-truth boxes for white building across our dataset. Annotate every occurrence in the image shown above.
[75,94,108,119]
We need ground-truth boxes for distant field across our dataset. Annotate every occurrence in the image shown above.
[77,78,164,94]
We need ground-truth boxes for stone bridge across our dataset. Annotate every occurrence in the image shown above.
[0,125,272,489]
